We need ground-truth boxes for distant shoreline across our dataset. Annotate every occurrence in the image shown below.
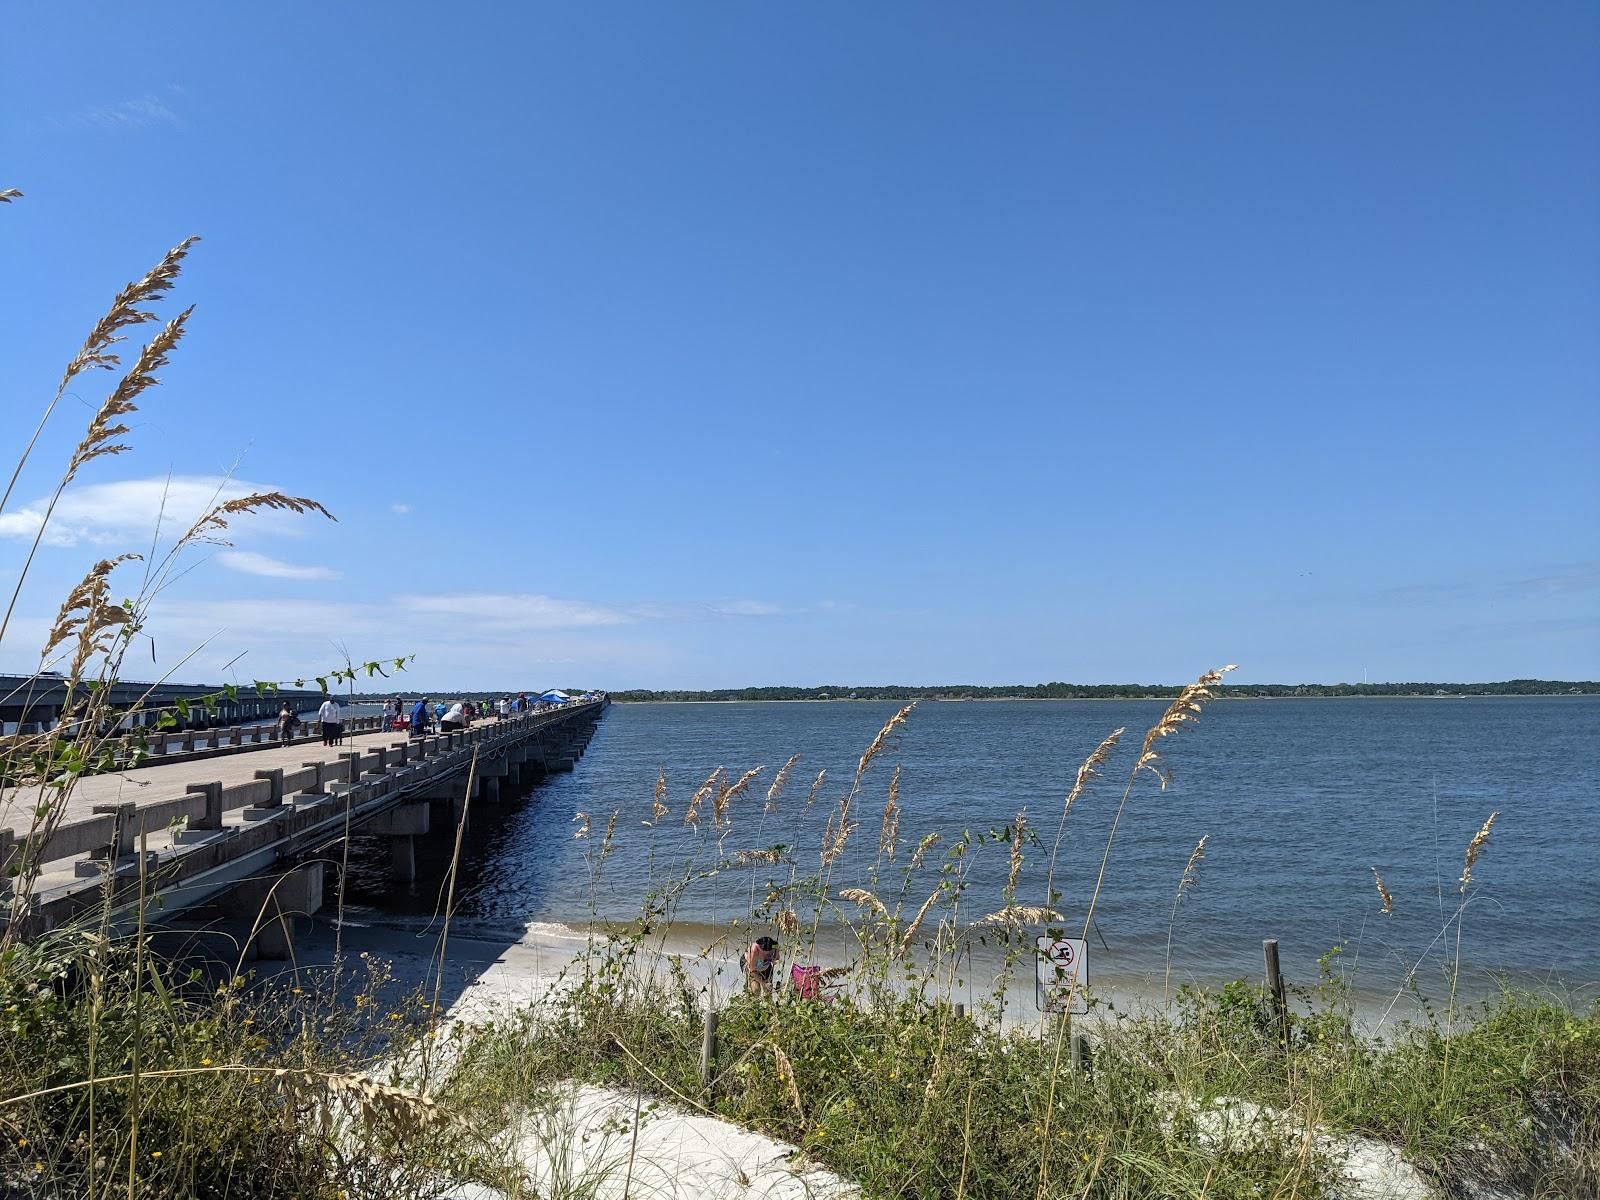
[611,692,1598,704]
[609,682,1597,704]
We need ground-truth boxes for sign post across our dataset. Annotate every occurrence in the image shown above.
[1035,935,1089,1015]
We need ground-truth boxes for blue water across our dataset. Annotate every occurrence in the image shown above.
[358,697,1600,1003]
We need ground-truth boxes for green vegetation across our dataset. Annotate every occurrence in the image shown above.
[3,203,1593,1198]
[612,679,1598,702]
[448,968,1600,1199]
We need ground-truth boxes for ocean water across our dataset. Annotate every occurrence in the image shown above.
[346,697,1600,1006]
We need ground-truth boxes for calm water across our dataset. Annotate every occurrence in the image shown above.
[348,697,1599,1004]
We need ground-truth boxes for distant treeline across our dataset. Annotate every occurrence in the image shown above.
[611,679,1598,702]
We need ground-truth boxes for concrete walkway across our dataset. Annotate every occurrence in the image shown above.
[0,725,416,834]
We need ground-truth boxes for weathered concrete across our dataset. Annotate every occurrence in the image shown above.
[221,861,324,960]
[1,700,608,938]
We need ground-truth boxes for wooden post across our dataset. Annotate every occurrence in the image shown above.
[699,1009,720,1094]
[1263,938,1288,1046]
[1073,1033,1091,1075]
[953,1002,965,1021]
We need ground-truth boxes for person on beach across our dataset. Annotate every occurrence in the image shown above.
[744,935,778,996]
[316,695,342,748]
[275,703,299,743]
[410,698,430,737]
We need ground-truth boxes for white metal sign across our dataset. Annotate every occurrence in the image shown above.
[1035,935,1088,1015]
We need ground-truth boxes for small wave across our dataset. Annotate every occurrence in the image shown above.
[519,919,590,942]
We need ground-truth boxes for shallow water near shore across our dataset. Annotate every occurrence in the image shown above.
[342,696,1600,1015]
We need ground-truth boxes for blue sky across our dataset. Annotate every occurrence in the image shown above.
[2,2,1596,690]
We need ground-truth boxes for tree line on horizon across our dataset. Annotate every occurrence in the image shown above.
[604,678,1598,702]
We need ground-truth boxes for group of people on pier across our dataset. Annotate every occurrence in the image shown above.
[268,691,566,751]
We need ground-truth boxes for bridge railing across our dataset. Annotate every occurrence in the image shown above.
[1,702,604,878]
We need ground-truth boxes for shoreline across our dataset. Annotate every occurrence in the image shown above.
[304,906,1598,1037]
[609,693,1597,704]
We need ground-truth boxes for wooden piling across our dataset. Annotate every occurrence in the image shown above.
[1263,938,1288,1047]
[699,1009,720,1094]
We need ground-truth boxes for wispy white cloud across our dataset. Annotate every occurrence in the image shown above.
[217,551,339,581]
[33,94,186,135]
[397,592,632,630]
[709,599,786,617]
[390,503,411,515]
[0,476,289,548]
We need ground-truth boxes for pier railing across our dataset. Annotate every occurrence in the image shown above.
[1,703,603,883]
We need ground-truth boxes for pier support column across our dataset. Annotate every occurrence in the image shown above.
[390,835,416,883]
[225,863,324,961]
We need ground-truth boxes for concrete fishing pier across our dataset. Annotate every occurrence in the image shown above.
[0,697,608,957]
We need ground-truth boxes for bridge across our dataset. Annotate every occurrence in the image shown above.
[0,697,608,957]
[0,672,325,733]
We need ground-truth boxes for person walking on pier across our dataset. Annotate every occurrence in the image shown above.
[382,698,397,728]
[275,703,300,744]
[317,695,343,747]
[410,697,430,737]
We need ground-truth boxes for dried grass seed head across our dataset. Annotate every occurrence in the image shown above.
[1177,833,1209,900]
[857,703,915,780]
[1459,810,1499,893]
[1136,665,1237,788]
[1372,867,1394,916]
[62,236,199,392]
[179,491,336,549]
[765,754,801,813]
[837,887,889,920]
[910,831,942,869]
[1064,728,1124,815]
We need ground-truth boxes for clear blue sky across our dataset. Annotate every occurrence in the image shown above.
[2,2,1596,690]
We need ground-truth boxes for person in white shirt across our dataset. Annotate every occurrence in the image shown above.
[497,697,509,721]
[317,696,342,747]
[440,702,466,732]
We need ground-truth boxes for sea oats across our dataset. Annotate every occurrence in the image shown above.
[1135,666,1237,789]
[66,308,193,484]
[1459,811,1499,893]
[1065,728,1123,816]
[972,905,1060,931]
[715,766,765,829]
[684,766,722,828]
[857,703,915,780]
[177,491,336,549]
[646,765,668,825]
[804,768,827,810]
[910,831,942,869]
[60,236,199,393]
[878,764,902,859]
[896,883,947,957]
[764,754,801,814]
[1006,810,1028,896]
[1372,867,1394,916]
[1177,834,1208,903]
[838,887,889,920]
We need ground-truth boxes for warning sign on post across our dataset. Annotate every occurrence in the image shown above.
[1035,935,1089,1015]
